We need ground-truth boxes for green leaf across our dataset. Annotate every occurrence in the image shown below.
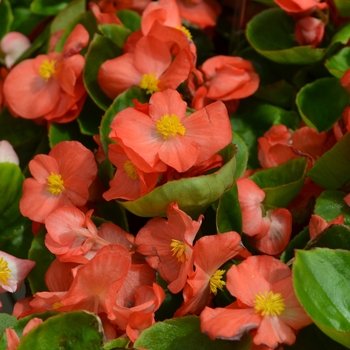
[307,133,350,190]
[306,225,350,250]
[103,337,130,349]
[27,227,55,293]
[246,8,325,65]
[100,86,148,155]
[116,9,141,32]
[84,34,121,110]
[119,145,236,218]
[0,0,14,40]
[30,0,71,15]
[99,23,131,48]
[325,47,350,78]
[50,0,86,34]
[232,131,248,179]
[216,182,242,234]
[17,311,103,350]
[285,323,349,349]
[10,8,46,36]
[134,316,252,350]
[334,0,350,17]
[329,22,350,47]
[296,77,349,132]
[77,96,104,136]
[293,248,350,348]
[0,314,16,334]
[249,157,307,208]
[314,190,350,225]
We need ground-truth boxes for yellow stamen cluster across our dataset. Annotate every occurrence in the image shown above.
[46,172,65,196]
[0,257,11,285]
[139,72,160,94]
[209,269,226,295]
[254,290,285,317]
[123,160,138,180]
[39,59,56,81]
[170,239,189,263]
[156,114,186,139]
[176,25,192,40]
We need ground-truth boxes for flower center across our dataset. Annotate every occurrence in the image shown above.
[254,290,285,317]
[156,114,186,140]
[46,172,65,196]
[175,25,192,40]
[209,269,226,295]
[139,72,160,94]
[0,257,12,285]
[170,239,189,263]
[53,301,63,309]
[39,59,56,81]
[123,160,138,180]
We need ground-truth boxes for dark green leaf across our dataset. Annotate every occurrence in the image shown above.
[246,8,325,65]
[134,316,251,350]
[84,34,121,110]
[296,77,349,132]
[116,9,141,32]
[294,248,350,348]
[10,8,46,36]
[249,157,307,207]
[333,0,350,17]
[27,227,55,293]
[99,24,131,48]
[77,96,104,136]
[232,131,248,179]
[0,0,13,40]
[216,182,242,234]
[307,133,350,189]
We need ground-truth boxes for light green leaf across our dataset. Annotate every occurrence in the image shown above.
[325,47,350,78]
[30,0,71,16]
[99,23,131,48]
[296,77,349,132]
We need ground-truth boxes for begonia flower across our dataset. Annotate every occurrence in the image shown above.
[0,250,35,293]
[93,0,151,14]
[273,0,328,15]
[0,31,31,68]
[89,2,123,24]
[3,24,88,123]
[333,107,350,141]
[45,206,134,263]
[98,35,191,99]
[294,16,325,47]
[200,255,312,348]
[109,89,232,173]
[135,202,202,293]
[309,214,344,239]
[191,56,259,111]
[20,141,97,223]
[0,140,19,165]
[176,0,221,28]
[175,231,250,317]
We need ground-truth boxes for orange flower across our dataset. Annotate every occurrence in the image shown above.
[3,24,88,123]
[109,89,232,173]
[20,141,97,223]
[274,0,328,15]
[200,255,312,348]
[294,16,325,47]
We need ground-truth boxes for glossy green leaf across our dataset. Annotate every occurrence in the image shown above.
[100,86,148,155]
[17,311,103,350]
[246,8,325,65]
[232,131,248,179]
[280,226,310,264]
[216,182,242,234]
[103,337,130,350]
[334,0,350,17]
[119,145,236,218]
[306,225,350,251]
[293,248,350,348]
[30,0,71,15]
[50,0,86,34]
[28,227,56,293]
[0,0,13,40]
[116,9,141,32]
[325,47,350,78]
[134,316,251,350]
[308,133,350,189]
[84,34,121,110]
[285,323,349,350]
[0,311,57,349]
[10,8,46,36]
[329,21,350,47]
[314,190,350,225]
[99,23,131,48]
[249,157,307,207]
[296,77,349,132]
